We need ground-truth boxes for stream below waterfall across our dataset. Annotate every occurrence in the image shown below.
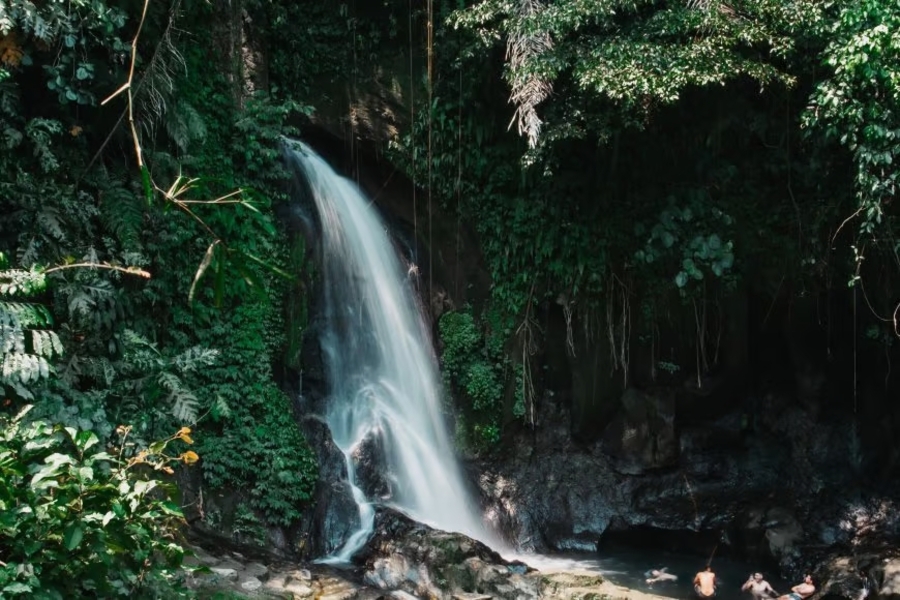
[526,548,790,600]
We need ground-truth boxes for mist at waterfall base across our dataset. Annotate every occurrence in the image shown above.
[283,140,500,562]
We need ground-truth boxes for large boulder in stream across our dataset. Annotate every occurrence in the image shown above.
[813,555,874,600]
[356,507,540,599]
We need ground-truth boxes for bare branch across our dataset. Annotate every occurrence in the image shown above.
[43,263,151,278]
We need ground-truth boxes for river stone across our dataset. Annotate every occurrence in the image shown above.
[287,568,312,581]
[245,561,269,579]
[879,558,900,600]
[815,555,874,600]
[187,546,221,567]
[210,567,239,581]
[217,557,245,571]
[241,577,263,592]
[283,582,315,597]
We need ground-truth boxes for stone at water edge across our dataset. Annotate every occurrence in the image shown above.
[356,507,541,599]
[283,582,315,597]
[451,594,493,600]
[290,568,312,581]
[244,561,270,580]
[210,567,239,581]
[241,577,263,592]
[877,557,900,600]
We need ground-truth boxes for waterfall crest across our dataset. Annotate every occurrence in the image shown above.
[283,140,492,561]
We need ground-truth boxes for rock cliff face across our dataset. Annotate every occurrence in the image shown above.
[473,382,900,599]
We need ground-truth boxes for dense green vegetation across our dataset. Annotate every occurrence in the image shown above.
[1,408,194,597]
[385,0,900,443]
[1,0,899,593]
[1,1,319,594]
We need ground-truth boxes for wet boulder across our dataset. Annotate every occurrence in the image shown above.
[813,555,872,600]
[873,557,900,600]
[295,417,361,557]
[356,507,539,599]
[352,431,392,500]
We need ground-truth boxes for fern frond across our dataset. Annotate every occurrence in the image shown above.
[0,301,53,328]
[60,353,83,387]
[173,346,219,372]
[0,320,25,354]
[0,267,47,296]
[35,207,66,241]
[1,352,51,385]
[164,100,207,153]
[157,370,200,422]
[0,258,59,400]
[64,278,117,329]
[95,166,145,249]
[24,118,63,172]
[157,371,183,393]
[212,395,232,420]
[3,125,23,149]
[171,389,200,423]
[28,329,62,358]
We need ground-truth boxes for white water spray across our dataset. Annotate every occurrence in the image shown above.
[284,140,494,561]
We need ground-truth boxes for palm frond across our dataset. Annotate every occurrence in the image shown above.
[506,0,553,149]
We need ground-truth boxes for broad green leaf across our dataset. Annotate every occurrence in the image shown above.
[63,523,84,550]
[76,430,99,452]
[3,583,33,594]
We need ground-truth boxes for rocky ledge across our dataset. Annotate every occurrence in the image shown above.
[184,509,683,600]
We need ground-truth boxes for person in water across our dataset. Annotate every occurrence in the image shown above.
[694,566,718,598]
[777,575,815,600]
[646,568,678,585]
[743,573,778,600]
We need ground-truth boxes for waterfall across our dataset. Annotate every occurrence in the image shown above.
[283,140,492,561]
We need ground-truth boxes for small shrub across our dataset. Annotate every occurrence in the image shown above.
[0,406,196,598]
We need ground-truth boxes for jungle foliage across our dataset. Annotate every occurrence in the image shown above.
[377,0,900,444]
[1,0,319,591]
[1,0,899,584]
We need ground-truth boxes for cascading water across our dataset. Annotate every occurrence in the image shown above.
[283,140,494,562]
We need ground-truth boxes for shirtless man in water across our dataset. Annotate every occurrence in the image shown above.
[646,568,678,585]
[777,575,815,600]
[695,566,718,598]
[743,573,778,600]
